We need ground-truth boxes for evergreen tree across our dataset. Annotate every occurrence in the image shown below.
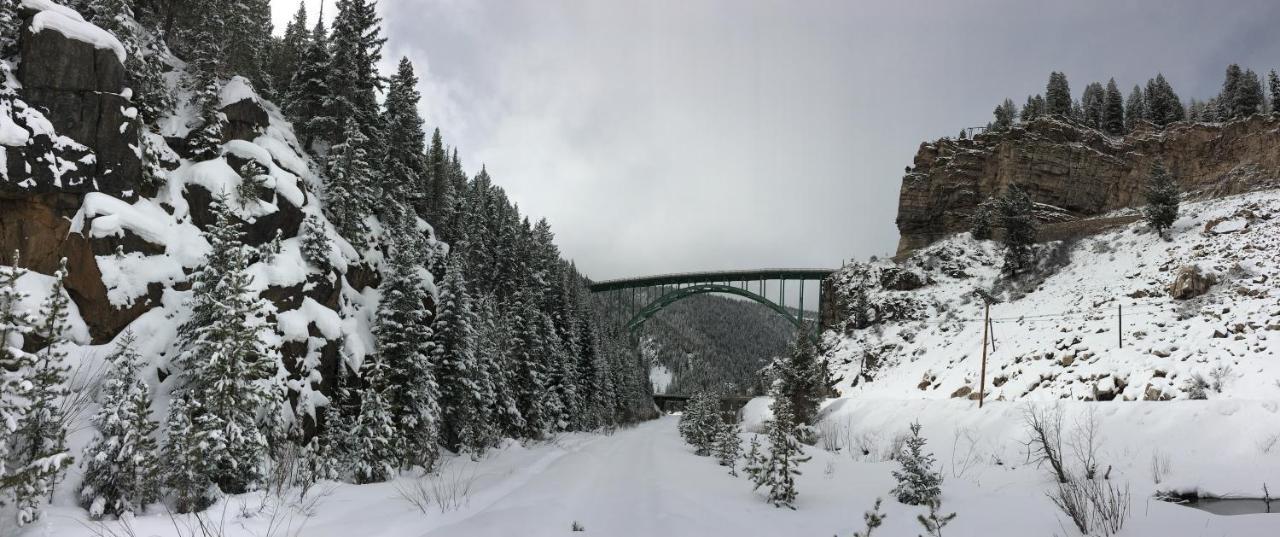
[1219,64,1242,118]
[996,185,1037,276]
[0,252,37,518]
[1145,74,1184,127]
[1080,82,1104,129]
[79,332,160,519]
[714,422,743,476]
[299,213,333,272]
[0,0,20,55]
[426,128,455,234]
[349,354,398,483]
[383,57,430,213]
[373,236,440,469]
[970,198,994,240]
[326,0,387,139]
[678,390,723,455]
[270,2,310,104]
[324,118,378,243]
[287,18,334,151]
[431,254,495,455]
[890,422,943,505]
[1124,84,1146,131]
[1045,72,1072,117]
[1020,94,1044,122]
[509,290,551,437]
[769,325,825,427]
[174,195,278,495]
[743,434,766,486]
[1234,68,1265,118]
[758,397,810,509]
[474,294,525,438]
[225,0,273,93]
[161,396,215,513]
[1269,70,1280,118]
[11,259,75,524]
[1101,78,1125,135]
[1144,161,1179,239]
[991,98,1016,131]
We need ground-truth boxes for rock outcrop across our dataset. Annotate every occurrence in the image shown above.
[895,116,1280,254]
[12,5,139,195]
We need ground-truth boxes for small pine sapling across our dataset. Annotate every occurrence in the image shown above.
[891,422,943,505]
[760,397,811,509]
[744,434,766,486]
[849,497,887,537]
[713,422,743,476]
[916,499,957,537]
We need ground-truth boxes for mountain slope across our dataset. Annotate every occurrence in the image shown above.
[824,190,1280,402]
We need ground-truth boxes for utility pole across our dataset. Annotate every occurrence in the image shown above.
[979,301,990,409]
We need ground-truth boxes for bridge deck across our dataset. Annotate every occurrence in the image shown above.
[589,268,836,292]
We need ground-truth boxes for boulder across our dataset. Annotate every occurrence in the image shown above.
[878,266,929,291]
[221,98,270,143]
[1168,265,1216,300]
[15,13,139,195]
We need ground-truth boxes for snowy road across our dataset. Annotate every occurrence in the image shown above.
[33,405,1280,537]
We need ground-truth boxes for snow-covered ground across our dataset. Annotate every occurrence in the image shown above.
[825,190,1280,402]
[24,405,1278,537]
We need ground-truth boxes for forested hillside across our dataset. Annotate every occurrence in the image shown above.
[641,294,795,396]
[0,0,653,528]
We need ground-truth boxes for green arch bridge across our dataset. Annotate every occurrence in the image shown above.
[587,268,838,337]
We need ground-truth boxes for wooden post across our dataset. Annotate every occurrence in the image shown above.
[979,302,990,409]
[1118,304,1123,348]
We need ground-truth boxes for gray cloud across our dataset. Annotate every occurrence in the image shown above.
[275,0,1280,284]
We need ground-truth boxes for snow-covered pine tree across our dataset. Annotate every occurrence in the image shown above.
[373,237,439,469]
[474,293,525,438]
[743,434,766,486]
[299,213,333,273]
[769,324,825,428]
[1144,161,1179,239]
[714,422,743,476]
[432,253,495,455]
[324,118,378,244]
[990,98,1015,131]
[890,422,943,505]
[383,57,430,212]
[326,0,386,139]
[1101,78,1126,135]
[1234,68,1265,118]
[187,80,226,162]
[759,396,810,509]
[1270,70,1280,118]
[0,253,35,494]
[1045,72,1072,117]
[970,198,994,240]
[11,258,75,524]
[1080,81,1104,129]
[426,128,455,234]
[996,185,1036,276]
[269,1,309,105]
[1146,74,1184,127]
[161,396,215,513]
[225,0,273,95]
[287,17,334,151]
[679,391,723,455]
[79,332,160,519]
[1219,64,1242,119]
[1124,84,1146,131]
[174,195,278,494]
[349,354,399,484]
[0,1,20,55]
[509,290,551,438]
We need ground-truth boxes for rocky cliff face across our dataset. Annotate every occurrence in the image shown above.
[895,117,1280,254]
[1,4,374,414]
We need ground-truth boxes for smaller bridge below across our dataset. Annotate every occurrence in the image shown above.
[652,394,756,419]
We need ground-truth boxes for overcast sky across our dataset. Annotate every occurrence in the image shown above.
[271,0,1280,282]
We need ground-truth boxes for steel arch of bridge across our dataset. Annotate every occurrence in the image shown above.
[588,268,836,341]
[624,283,804,332]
